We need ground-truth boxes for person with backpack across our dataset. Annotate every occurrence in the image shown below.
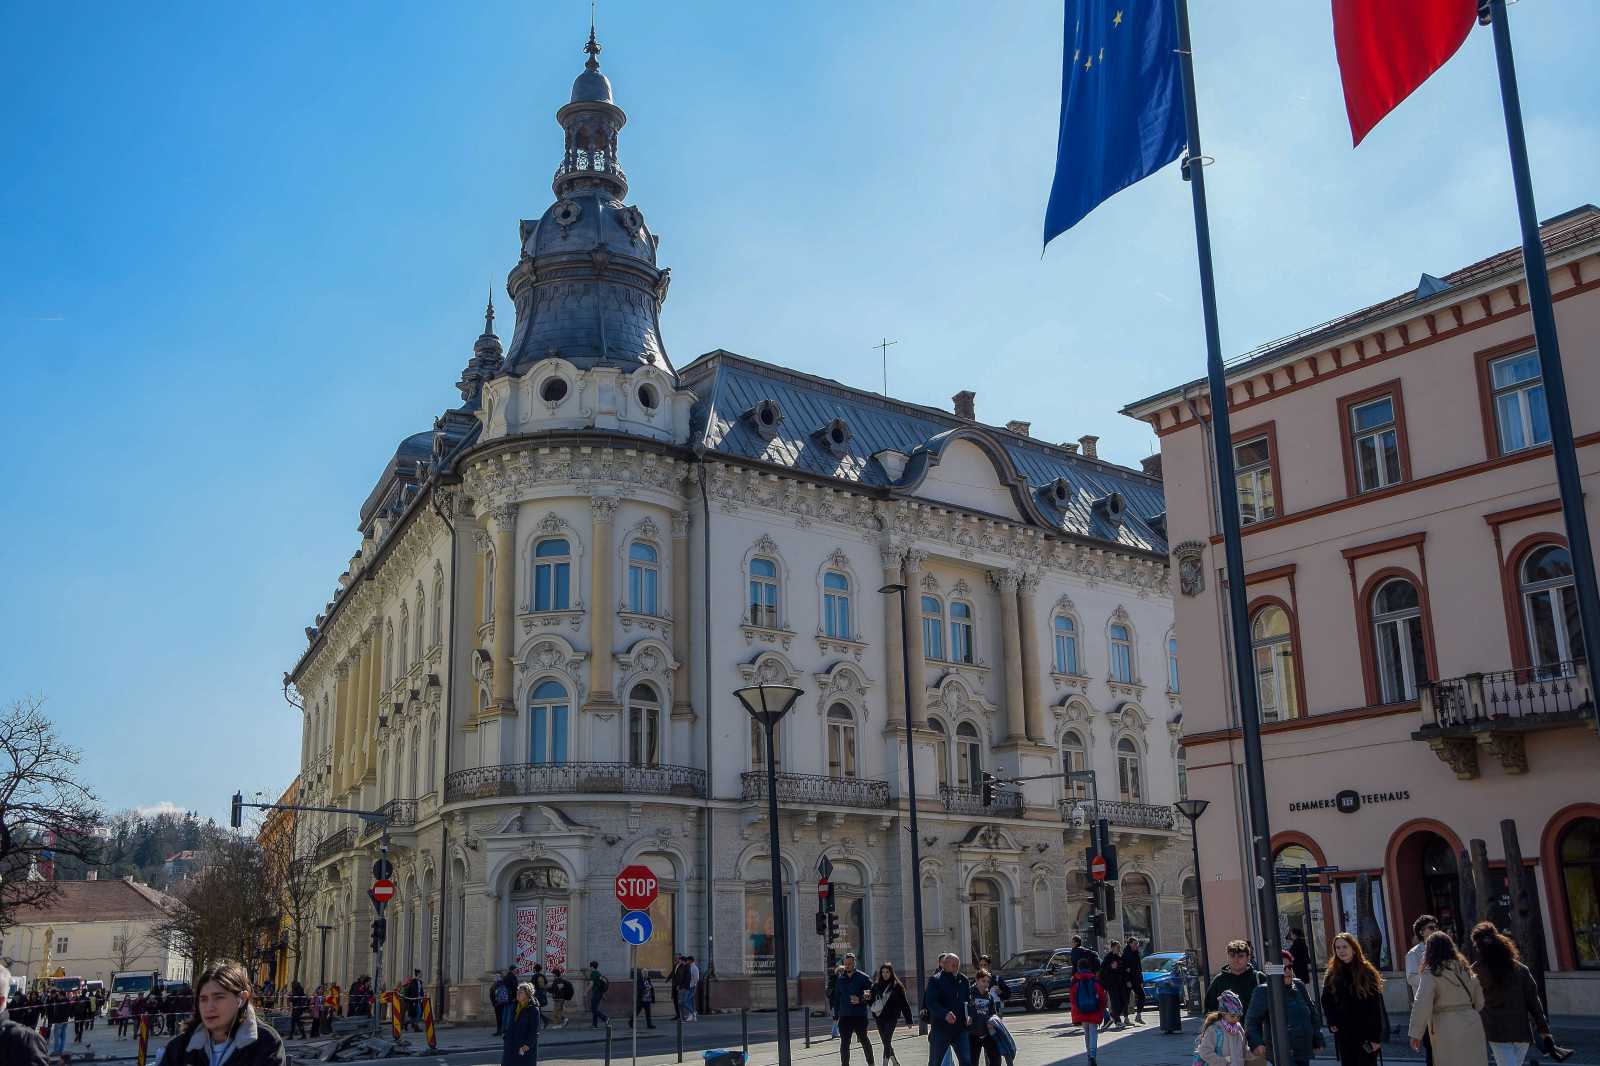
[1245,949,1324,1066]
[1193,990,1249,1066]
[1322,932,1385,1066]
[586,962,610,1028]
[491,975,512,1037]
[1068,958,1108,1066]
[548,967,574,1029]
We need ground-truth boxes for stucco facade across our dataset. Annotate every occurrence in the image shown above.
[3,878,186,987]
[1123,207,1600,1012]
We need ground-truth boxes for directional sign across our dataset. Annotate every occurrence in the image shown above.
[817,854,834,880]
[371,879,396,903]
[620,909,654,945]
[615,865,659,911]
[1089,854,1108,882]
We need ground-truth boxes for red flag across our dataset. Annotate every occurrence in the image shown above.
[1333,0,1477,145]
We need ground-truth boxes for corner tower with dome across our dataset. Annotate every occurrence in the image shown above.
[288,31,1187,1016]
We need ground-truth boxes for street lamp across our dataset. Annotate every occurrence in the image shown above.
[877,581,929,1034]
[733,681,805,1066]
[1174,798,1212,995]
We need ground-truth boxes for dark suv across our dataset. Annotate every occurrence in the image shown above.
[994,947,1077,1012]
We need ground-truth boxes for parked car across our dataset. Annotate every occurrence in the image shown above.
[994,947,1077,1012]
[1140,951,1196,1008]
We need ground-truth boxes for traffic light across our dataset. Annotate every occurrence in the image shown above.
[371,917,387,952]
[824,882,837,914]
[980,771,996,807]
[815,912,827,936]
[230,792,243,830]
[826,911,840,944]
[1091,912,1107,939]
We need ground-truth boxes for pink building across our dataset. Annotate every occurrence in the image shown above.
[1123,206,1600,1012]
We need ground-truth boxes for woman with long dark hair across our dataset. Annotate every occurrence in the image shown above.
[1469,922,1571,1066]
[1321,932,1385,1066]
[1407,931,1486,1066]
[868,963,911,1066]
[154,960,284,1066]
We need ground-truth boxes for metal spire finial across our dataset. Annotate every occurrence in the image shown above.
[484,288,496,335]
[584,5,601,71]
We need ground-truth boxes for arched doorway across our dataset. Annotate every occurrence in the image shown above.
[633,853,679,977]
[1274,844,1327,953]
[1120,873,1156,946]
[829,862,868,964]
[1560,817,1600,969]
[967,877,1005,964]
[1389,824,1464,943]
[743,853,796,979]
[506,863,572,976]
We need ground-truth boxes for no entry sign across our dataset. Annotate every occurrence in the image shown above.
[1089,854,1108,882]
[371,878,396,903]
[615,864,659,911]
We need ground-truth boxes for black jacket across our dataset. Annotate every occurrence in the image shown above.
[1474,962,1548,1045]
[155,1012,285,1066]
[1321,972,1385,1065]
[502,1002,540,1066]
[1,1010,52,1066]
[923,971,971,1035]
[870,981,912,1027]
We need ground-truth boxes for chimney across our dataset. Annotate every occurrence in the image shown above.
[952,390,976,420]
[1061,442,1079,454]
[1077,434,1099,459]
[1005,420,1031,437]
[1140,454,1163,478]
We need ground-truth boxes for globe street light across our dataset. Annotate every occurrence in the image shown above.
[1175,798,1213,996]
[877,581,929,1034]
[733,681,805,1066]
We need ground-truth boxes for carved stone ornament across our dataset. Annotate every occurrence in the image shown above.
[1426,736,1480,780]
[1173,540,1207,598]
[1477,731,1528,774]
[616,205,644,238]
[552,199,582,230]
[591,496,619,523]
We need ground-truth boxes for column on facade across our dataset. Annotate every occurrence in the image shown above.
[333,661,351,794]
[993,568,1027,741]
[899,550,927,730]
[352,643,373,792]
[1018,571,1046,742]
[488,504,518,712]
[880,546,906,726]
[587,496,619,709]
[363,620,382,785]
[670,510,692,718]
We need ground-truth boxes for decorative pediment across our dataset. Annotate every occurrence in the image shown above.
[513,633,588,704]
[957,823,1023,854]
[1110,604,1132,626]
[814,661,874,719]
[920,572,940,593]
[1108,699,1151,731]
[738,649,802,687]
[617,636,679,695]
[1053,594,1077,616]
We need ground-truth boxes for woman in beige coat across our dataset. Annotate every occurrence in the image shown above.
[1408,931,1487,1066]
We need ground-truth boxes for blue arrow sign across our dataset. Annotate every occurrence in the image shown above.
[620,909,653,945]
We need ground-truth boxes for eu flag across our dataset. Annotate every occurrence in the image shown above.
[1043,1,1186,246]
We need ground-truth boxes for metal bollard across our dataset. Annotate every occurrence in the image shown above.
[676,1013,684,1063]
[741,1008,749,1055]
[605,1020,613,1066]
[803,1004,811,1048]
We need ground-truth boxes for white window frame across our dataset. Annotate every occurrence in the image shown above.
[1109,622,1134,684]
[1520,544,1582,673]
[1166,635,1180,693]
[825,703,858,779]
[949,601,975,665]
[528,679,571,765]
[921,595,946,661]
[1116,736,1143,802]
[534,537,573,612]
[1371,578,1426,703]
[955,721,982,790]
[627,540,660,616]
[930,717,951,790]
[1490,350,1551,455]
[822,571,852,640]
[432,573,445,645]
[482,550,495,624]
[627,683,661,767]
[1234,435,1276,525]
[1251,606,1300,722]
[1053,613,1080,675]
[1350,394,1402,492]
[1061,730,1088,801]
[399,604,410,672]
[749,557,781,629]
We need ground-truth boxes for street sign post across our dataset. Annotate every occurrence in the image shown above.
[1090,854,1108,882]
[615,865,659,911]
[371,879,396,905]
[620,910,654,945]
[373,858,394,881]
[618,910,654,1066]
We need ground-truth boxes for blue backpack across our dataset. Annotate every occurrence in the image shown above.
[1073,975,1100,1014]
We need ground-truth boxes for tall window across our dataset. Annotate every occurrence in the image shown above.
[1167,636,1181,692]
[427,713,439,792]
[1053,615,1080,674]
[399,605,410,672]
[822,572,851,639]
[1117,736,1143,801]
[482,551,495,623]
[1558,817,1600,969]
[1109,623,1134,683]
[749,557,780,628]
[432,575,444,643]
[414,591,425,659]
[534,538,572,612]
[1121,873,1155,945]
[385,628,395,686]
[1061,730,1088,801]
[628,542,659,615]
[628,683,660,767]
[826,704,858,779]
[949,602,974,664]
[921,596,946,660]
[931,718,951,790]
[1251,605,1300,722]
[1521,544,1584,672]
[956,722,981,789]
[1350,395,1403,491]
[1234,435,1277,524]
[1490,350,1551,454]
[528,680,570,765]
[750,716,780,770]
[1372,577,1427,703]
[1176,747,1189,801]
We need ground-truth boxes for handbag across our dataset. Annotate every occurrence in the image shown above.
[869,993,886,1018]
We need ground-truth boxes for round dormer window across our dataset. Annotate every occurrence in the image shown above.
[1104,492,1126,521]
[828,422,847,446]
[758,402,779,427]
[638,382,659,411]
[1049,477,1072,505]
[541,377,569,404]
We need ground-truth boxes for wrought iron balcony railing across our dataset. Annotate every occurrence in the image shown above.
[313,827,354,862]
[445,762,707,803]
[1420,661,1594,730]
[1060,798,1181,830]
[739,771,890,809]
[940,784,1023,816]
[376,798,417,828]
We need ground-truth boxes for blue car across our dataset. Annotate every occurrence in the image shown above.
[1140,952,1196,1009]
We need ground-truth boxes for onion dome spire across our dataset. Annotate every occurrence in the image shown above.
[456,291,504,405]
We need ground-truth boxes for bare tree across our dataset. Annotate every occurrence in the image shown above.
[153,835,275,976]
[0,696,100,929]
[112,923,155,971]
[260,824,319,985]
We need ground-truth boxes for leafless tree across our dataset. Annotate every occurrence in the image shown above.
[0,695,100,929]
[260,824,319,985]
[153,835,275,976]
[112,923,155,971]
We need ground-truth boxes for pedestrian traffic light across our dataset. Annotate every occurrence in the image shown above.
[826,911,840,944]
[230,791,243,830]
[980,771,996,806]
[371,917,387,952]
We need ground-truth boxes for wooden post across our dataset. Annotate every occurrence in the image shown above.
[1469,840,1494,931]
[1354,873,1381,968]
[1457,849,1478,959]
[1499,819,1547,1006]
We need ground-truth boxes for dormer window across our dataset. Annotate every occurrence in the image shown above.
[637,382,660,411]
[1044,476,1072,507]
[1091,491,1127,523]
[540,377,569,404]
[743,399,785,440]
[815,417,853,457]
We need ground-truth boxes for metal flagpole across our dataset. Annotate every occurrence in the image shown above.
[1484,0,1600,700]
[1169,0,1294,1059]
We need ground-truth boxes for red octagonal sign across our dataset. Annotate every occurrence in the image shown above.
[615,864,659,911]
[371,878,397,903]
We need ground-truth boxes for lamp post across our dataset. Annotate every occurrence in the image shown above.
[1066,770,1105,952]
[877,581,929,1034]
[733,681,805,1066]
[1175,798,1212,997]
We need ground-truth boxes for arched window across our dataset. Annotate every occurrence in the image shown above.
[956,722,982,789]
[628,683,660,767]
[534,538,572,612]
[1372,577,1427,703]
[1251,605,1300,722]
[1274,843,1326,950]
[408,724,420,797]
[1521,544,1584,672]
[930,718,951,790]
[1176,747,1189,801]
[1183,877,1201,954]
[922,873,943,932]
[399,605,410,672]
[528,680,570,765]
[431,575,444,644]
[1061,730,1088,801]
[482,550,495,624]
[1053,615,1080,674]
[826,703,858,779]
[1121,873,1155,944]
[950,601,975,664]
[1032,875,1055,935]
[749,557,780,628]
[921,596,946,660]
[628,541,660,615]
[823,571,851,639]
[1167,636,1181,693]
[1558,817,1600,968]
[750,716,780,770]
[414,589,426,660]
[427,713,440,793]
[1109,623,1134,683]
[384,627,395,686]
[1116,736,1143,802]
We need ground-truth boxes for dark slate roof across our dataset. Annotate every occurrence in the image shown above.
[680,350,1167,556]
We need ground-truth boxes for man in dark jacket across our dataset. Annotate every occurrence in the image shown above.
[1287,928,1312,984]
[0,965,52,1066]
[923,954,972,1066]
[831,953,875,1066]
[1121,938,1145,1024]
[1204,939,1265,1015]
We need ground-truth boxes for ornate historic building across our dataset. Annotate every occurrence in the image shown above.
[289,32,1190,1017]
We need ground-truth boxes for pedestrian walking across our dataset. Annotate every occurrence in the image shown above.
[502,983,540,1066]
[548,968,573,1029]
[1405,914,1440,1066]
[152,959,286,1066]
[1097,949,1128,1029]
[116,996,134,1039]
[632,969,656,1030]
[1204,940,1264,1015]
[1193,990,1248,1066]
[404,971,425,1032]
[967,971,1009,1066]
[1121,938,1145,1023]
[47,992,71,1057]
[831,953,875,1066]
[668,958,687,1022]
[1067,936,1095,974]
[683,955,700,1022]
[1286,928,1312,985]
[285,983,306,1040]
[922,954,971,1066]
[0,964,52,1066]
[1469,922,1572,1066]
[1322,932,1385,1066]
[973,957,1008,1003]
[1068,958,1108,1066]
[869,964,912,1066]
[1408,930,1486,1066]
[492,970,514,1037]
[1244,950,1323,1066]
[586,961,609,1028]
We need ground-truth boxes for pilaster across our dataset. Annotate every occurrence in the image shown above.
[992,568,1027,742]
[487,503,519,714]
[586,495,621,713]
[670,510,693,719]
[1018,570,1045,741]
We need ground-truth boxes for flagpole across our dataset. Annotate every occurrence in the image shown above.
[1485,0,1600,704]
[1169,0,1294,1059]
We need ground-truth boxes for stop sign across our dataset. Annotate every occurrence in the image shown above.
[615,864,659,910]
[371,878,397,903]
[1089,854,1108,882]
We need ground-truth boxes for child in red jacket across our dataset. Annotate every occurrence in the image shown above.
[1068,959,1110,1066]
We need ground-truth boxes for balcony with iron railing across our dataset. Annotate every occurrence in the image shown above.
[313,827,354,862]
[739,771,890,809]
[940,784,1024,816]
[1414,660,1594,778]
[1059,797,1179,831]
[445,762,707,803]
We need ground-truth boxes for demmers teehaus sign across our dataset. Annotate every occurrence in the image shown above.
[1289,788,1411,815]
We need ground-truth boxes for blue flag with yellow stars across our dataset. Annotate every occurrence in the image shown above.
[1043,0,1186,246]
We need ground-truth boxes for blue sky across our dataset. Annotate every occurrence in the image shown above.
[2,3,1596,822]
